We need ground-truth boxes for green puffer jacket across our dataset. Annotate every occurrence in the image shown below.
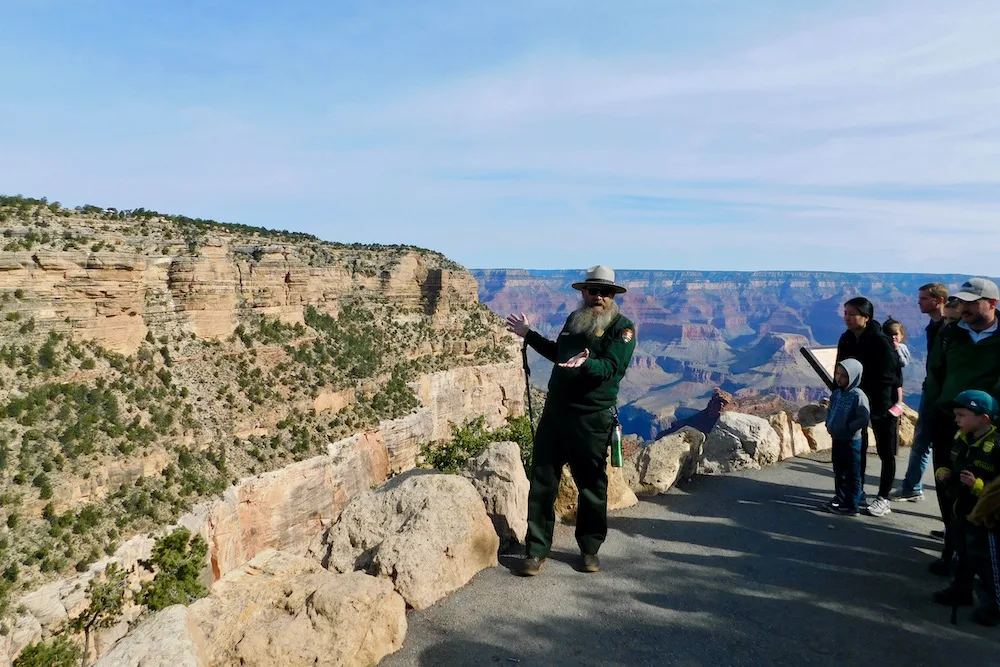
[923,317,1000,414]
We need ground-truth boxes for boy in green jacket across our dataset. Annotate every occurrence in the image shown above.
[933,390,1000,607]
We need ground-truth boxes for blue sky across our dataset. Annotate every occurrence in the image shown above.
[2,0,999,273]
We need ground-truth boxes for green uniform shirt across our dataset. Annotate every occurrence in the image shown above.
[526,312,637,413]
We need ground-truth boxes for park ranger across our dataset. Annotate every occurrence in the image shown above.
[506,265,637,576]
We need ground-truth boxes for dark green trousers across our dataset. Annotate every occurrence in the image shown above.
[525,405,612,558]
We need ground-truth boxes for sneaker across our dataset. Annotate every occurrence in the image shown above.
[889,489,924,502]
[580,554,600,573]
[973,606,1000,627]
[832,505,859,516]
[866,496,892,517]
[928,558,952,577]
[933,586,974,607]
[516,556,545,577]
[822,499,841,512]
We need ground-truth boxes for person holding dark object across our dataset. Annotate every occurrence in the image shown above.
[922,277,1000,576]
[824,359,870,516]
[505,265,636,577]
[835,297,899,518]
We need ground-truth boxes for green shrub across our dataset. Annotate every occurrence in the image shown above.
[420,415,534,474]
[71,563,127,657]
[138,528,208,611]
[11,636,80,667]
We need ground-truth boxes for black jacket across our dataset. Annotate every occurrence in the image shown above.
[926,318,944,360]
[836,320,899,418]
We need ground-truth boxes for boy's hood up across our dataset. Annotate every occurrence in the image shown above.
[838,358,863,392]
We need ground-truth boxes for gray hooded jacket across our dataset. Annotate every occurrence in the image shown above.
[825,358,871,441]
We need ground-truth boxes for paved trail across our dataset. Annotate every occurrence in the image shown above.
[381,452,1000,666]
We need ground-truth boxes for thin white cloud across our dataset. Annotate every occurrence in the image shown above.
[3,0,999,272]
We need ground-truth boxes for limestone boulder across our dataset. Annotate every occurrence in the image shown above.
[768,412,811,460]
[636,427,705,494]
[621,449,642,493]
[2,613,42,667]
[802,426,833,452]
[898,404,918,447]
[318,472,499,610]
[94,605,210,667]
[798,403,832,452]
[700,412,781,474]
[461,441,529,550]
[186,550,405,667]
[797,402,886,452]
[555,457,639,522]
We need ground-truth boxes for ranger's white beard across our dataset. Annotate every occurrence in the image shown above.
[567,300,619,337]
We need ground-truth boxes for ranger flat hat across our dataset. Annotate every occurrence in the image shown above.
[571,265,627,294]
[953,277,1000,302]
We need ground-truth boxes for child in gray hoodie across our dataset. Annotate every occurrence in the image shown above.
[825,358,871,515]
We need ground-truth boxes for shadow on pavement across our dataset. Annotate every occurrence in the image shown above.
[387,456,1000,667]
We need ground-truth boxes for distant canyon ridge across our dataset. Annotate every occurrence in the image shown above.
[473,269,988,439]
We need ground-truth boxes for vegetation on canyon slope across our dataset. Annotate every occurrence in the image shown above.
[0,195,515,626]
[0,194,464,272]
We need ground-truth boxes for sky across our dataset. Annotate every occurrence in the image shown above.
[2,0,999,273]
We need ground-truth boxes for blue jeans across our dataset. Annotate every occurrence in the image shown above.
[899,407,932,494]
[832,436,863,510]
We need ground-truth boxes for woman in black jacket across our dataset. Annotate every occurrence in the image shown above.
[835,296,900,517]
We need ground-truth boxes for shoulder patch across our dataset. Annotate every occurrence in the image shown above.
[621,328,634,343]
[984,440,995,454]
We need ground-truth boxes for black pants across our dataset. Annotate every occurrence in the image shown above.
[860,414,899,499]
[969,527,1000,614]
[928,410,958,547]
[525,405,613,559]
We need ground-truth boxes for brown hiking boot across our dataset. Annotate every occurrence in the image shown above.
[581,554,600,573]
[516,556,545,577]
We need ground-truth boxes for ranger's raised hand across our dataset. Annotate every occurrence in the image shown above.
[505,312,530,338]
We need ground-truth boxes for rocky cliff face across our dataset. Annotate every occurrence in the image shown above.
[0,241,479,355]
[188,363,523,580]
[473,268,986,438]
[0,199,523,639]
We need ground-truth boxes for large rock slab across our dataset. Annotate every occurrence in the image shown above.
[700,412,781,473]
[768,412,811,460]
[898,404,918,447]
[797,403,883,452]
[636,427,705,494]
[94,605,210,667]
[186,550,405,667]
[461,441,529,551]
[317,472,499,610]
[798,404,832,452]
[554,458,639,522]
